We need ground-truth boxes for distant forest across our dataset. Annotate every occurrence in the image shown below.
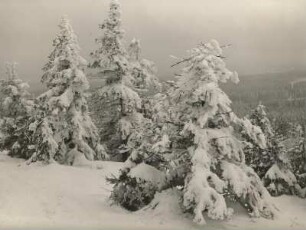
[222,71,306,124]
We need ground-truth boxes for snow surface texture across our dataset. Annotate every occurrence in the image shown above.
[1,152,306,230]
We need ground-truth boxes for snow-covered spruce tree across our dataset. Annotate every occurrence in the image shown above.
[0,63,33,157]
[168,40,276,224]
[128,38,161,97]
[27,16,107,163]
[246,103,299,196]
[285,123,305,175]
[90,0,144,161]
[128,38,162,119]
[293,125,306,193]
[243,103,274,178]
[263,143,300,196]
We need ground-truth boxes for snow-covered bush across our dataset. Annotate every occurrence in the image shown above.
[27,16,107,164]
[264,163,299,196]
[0,63,33,158]
[108,163,165,211]
[166,40,277,224]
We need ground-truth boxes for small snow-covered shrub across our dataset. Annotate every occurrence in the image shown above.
[264,164,300,196]
[108,170,158,211]
[109,162,166,211]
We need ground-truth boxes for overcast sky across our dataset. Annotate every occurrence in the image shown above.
[0,0,306,90]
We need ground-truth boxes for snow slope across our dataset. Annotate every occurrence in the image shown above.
[1,152,306,230]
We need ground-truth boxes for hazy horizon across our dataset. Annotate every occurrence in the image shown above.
[0,0,306,92]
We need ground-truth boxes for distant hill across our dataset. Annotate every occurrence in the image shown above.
[223,71,306,102]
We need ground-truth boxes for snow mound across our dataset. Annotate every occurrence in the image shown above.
[129,162,166,188]
[142,188,182,215]
[136,188,194,229]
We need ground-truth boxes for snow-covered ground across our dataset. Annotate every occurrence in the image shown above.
[1,152,306,230]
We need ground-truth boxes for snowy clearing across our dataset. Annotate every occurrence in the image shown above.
[0,153,306,230]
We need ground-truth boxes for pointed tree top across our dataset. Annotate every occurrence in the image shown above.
[42,15,87,88]
[57,15,78,45]
[255,102,268,117]
[110,0,121,9]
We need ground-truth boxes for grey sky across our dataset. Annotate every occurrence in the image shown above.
[0,0,306,91]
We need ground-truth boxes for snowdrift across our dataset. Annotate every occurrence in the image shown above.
[1,153,306,230]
